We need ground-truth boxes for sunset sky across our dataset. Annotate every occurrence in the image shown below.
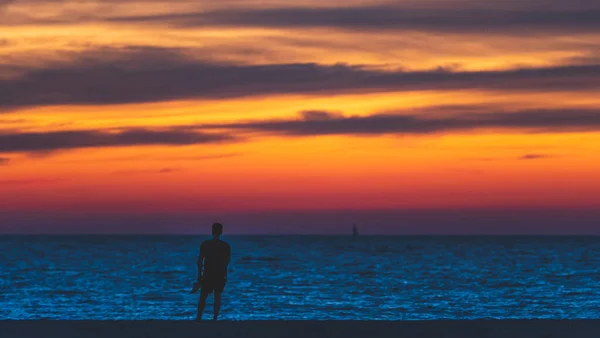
[1,0,600,234]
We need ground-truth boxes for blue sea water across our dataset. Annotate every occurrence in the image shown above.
[1,235,600,320]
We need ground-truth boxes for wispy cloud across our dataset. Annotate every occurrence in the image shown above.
[0,128,234,153]
[1,47,599,109]
[110,6,600,35]
[519,154,552,160]
[8,2,600,35]
[0,157,9,165]
[205,108,600,136]
[4,108,599,155]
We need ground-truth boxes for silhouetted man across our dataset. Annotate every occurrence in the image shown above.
[193,222,231,321]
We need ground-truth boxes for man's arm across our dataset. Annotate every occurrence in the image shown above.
[197,249,204,282]
[225,244,231,279]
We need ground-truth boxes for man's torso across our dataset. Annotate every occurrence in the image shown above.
[201,239,230,280]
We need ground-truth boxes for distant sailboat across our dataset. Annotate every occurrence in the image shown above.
[352,224,359,237]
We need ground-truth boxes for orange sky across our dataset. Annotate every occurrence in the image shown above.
[1,0,600,233]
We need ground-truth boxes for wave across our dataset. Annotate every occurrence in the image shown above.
[52,290,84,296]
[376,246,390,253]
[357,270,377,277]
[142,270,178,276]
[239,256,282,262]
[491,281,528,288]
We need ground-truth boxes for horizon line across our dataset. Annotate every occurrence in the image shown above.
[3,233,600,236]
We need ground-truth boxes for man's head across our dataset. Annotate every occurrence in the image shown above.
[212,222,223,237]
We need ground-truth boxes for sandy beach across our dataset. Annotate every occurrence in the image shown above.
[2,320,600,338]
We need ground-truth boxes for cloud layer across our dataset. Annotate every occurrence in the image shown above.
[1,47,599,110]
[3,108,599,155]
[111,7,600,34]
[207,109,600,136]
[5,1,600,35]
[0,128,233,153]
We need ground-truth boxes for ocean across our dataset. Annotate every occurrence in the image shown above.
[1,235,599,320]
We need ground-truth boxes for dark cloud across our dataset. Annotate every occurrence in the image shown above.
[109,7,600,34]
[0,157,9,165]
[0,128,234,153]
[519,154,551,160]
[564,48,600,66]
[208,109,600,136]
[300,110,343,121]
[5,0,600,32]
[1,47,599,109]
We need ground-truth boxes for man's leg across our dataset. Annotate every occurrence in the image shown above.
[213,291,221,321]
[197,291,209,320]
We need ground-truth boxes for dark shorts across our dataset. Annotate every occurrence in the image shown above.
[200,277,226,297]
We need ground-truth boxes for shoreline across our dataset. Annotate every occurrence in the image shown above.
[2,320,600,338]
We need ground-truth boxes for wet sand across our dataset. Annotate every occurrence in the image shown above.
[2,320,600,338]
